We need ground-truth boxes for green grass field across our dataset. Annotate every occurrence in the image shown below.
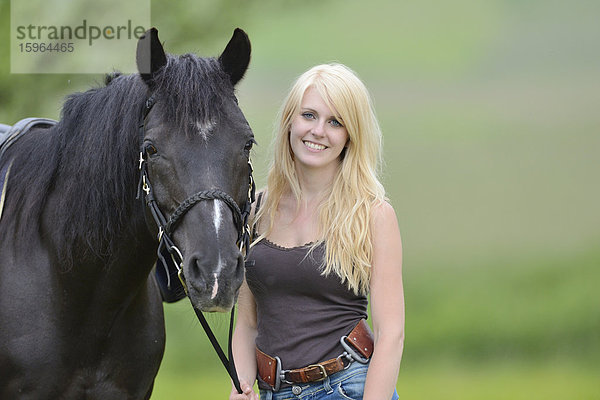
[151,361,600,399]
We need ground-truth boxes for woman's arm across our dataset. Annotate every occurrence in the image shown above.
[363,201,405,400]
[229,280,259,400]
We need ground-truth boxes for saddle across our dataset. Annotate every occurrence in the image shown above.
[0,118,57,222]
[0,118,57,158]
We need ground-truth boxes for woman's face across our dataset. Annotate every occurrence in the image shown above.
[289,87,349,173]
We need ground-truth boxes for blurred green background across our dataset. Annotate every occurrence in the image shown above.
[1,0,599,398]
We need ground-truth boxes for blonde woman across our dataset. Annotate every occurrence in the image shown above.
[229,64,404,400]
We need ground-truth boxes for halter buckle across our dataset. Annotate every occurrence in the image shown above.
[142,175,150,195]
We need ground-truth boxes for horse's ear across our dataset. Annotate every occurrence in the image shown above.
[136,28,167,87]
[218,28,251,87]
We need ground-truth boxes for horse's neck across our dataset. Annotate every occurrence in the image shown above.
[41,185,157,297]
[55,231,158,317]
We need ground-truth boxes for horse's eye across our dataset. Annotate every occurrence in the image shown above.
[244,139,256,152]
[145,143,158,156]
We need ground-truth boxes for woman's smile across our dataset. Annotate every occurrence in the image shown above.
[303,140,327,151]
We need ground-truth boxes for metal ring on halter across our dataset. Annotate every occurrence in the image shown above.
[142,175,150,195]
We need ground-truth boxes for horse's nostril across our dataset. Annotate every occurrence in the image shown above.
[192,256,209,277]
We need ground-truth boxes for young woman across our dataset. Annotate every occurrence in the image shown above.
[229,63,404,400]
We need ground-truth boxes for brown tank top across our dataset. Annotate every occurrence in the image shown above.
[245,238,368,386]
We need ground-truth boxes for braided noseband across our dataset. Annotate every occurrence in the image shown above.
[165,189,243,237]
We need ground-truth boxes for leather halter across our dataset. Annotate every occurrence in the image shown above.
[137,96,255,290]
[136,95,253,394]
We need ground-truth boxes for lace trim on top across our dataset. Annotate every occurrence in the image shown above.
[261,238,317,251]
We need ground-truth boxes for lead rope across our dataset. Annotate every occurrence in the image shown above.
[192,304,242,394]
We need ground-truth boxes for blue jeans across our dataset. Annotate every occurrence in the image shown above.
[259,361,399,400]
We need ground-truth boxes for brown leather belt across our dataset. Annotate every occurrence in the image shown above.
[256,319,374,391]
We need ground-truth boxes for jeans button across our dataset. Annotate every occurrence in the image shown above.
[292,385,302,395]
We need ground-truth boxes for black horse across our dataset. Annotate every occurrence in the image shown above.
[0,28,253,399]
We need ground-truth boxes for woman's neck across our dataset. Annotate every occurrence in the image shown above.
[293,160,339,202]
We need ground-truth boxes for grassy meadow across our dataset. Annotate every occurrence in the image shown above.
[1,0,598,398]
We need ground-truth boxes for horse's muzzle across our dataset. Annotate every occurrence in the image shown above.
[185,251,244,312]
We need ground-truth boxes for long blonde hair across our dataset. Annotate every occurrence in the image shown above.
[254,63,386,295]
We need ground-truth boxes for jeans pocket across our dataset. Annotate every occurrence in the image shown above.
[337,383,399,400]
[337,381,363,400]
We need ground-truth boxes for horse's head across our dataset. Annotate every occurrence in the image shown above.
[136,28,253,312]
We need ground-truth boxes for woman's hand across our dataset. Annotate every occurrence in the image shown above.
[229,380,259,400]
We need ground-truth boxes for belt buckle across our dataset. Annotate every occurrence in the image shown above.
[274,356,283,392]
[306,363,328,381]
[340,336,370,364]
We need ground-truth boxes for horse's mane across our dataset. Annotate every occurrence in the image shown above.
[4,54,233,267]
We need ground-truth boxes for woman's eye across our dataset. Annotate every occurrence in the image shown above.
[330,119,343,128]
[145,144,158,156]
[302,112,315,119]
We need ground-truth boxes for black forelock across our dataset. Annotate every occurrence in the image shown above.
[152,54,233,136]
